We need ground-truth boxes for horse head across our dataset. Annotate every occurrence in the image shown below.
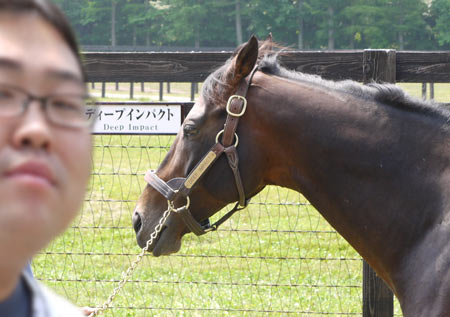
[133,36,270,256]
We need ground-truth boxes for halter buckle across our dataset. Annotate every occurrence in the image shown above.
[226,95,247,117]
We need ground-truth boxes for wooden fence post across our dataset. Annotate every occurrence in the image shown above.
[362,49,396,317]
[101,82,106,98]
[130,82,134,99]
[190,82,195,101]
[159,82,164,101]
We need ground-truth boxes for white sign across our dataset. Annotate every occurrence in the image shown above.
[86,104,182,134]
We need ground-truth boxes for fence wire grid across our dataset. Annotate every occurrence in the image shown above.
[31,134,363,316]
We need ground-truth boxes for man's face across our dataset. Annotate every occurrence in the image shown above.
[0,11,91,256]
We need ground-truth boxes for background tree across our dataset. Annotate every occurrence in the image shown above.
[235,0,243,44]
[296,0,305,49]
[122,0,151,46]
[343,0,396,49]
[80,0,124,46]
[430,0,450,48]
[246,0,299,46]
[159,0,235,48]
[53,0,445,50]
[388,0,431,49]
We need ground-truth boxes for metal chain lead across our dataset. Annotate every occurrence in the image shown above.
[88,205,173,317]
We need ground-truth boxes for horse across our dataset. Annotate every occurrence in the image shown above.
[132,36,450,316]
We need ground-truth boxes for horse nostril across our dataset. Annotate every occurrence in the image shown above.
[132,211,143,233]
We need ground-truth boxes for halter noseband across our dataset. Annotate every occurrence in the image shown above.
[144,66,258,236]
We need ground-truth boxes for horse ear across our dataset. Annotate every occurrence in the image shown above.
[259,33,273,53]
[232,35,258,80]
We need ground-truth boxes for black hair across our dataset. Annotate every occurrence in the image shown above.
[0,0,85,80]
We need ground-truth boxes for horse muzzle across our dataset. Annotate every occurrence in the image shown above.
[133,206,182,256]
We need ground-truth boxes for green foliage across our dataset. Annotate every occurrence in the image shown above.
[430,0,450,48]
[53,0,446,50]
[245,0,299,45]
[157,0,236,47]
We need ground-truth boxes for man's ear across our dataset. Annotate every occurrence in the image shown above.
[231,35,258,81]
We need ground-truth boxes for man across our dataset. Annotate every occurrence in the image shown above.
[0,0,94,315]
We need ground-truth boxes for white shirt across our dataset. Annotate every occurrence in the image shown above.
[22,269,85,317]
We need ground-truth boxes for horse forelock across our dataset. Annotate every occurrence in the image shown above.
[201,63,232,107]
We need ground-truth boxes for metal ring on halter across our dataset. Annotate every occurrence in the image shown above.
[215,129,239,147]
[168,195,191,213]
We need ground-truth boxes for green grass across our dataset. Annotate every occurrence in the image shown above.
[88,82,450,104]
[32,83,450,316]
[397,83,450,103]
[33,134,364,316]
[89,82,202,102]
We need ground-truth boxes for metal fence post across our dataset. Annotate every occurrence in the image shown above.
[362,49,396,317]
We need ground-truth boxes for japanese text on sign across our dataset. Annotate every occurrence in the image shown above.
[86,104,182,134]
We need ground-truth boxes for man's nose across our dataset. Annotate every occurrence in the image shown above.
[12,101,52,150]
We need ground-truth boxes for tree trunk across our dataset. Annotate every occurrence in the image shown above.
[146,29,150,47]
[111,0,117,47]
[328,6,335,50]
[398,31,404,50]
[194,24,200,48]
[297,0,304,49]
[235,0,243,45]
[133,25,137,47]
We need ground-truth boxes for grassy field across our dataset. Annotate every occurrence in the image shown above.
[32,82,450,316]
[87,82,450,104]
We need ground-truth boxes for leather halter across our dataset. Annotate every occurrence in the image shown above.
[144,66,258,236]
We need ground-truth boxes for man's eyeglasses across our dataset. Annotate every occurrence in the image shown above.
[0,84,96,129]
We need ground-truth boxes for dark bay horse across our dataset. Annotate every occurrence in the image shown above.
[133,36,450,316]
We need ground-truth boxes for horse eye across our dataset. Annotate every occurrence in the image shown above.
[183,125,198,137]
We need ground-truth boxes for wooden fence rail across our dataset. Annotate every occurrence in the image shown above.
[83,50,450,83]
[82,49,450,317]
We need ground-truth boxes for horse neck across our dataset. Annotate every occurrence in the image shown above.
[247,73,450,290]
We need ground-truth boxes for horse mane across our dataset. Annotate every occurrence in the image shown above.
[202,39,450,122]
[258,46,450,121]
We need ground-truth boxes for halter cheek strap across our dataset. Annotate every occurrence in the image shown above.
[144,65,258,236]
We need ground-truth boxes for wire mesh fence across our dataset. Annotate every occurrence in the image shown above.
[32,132,365,316]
